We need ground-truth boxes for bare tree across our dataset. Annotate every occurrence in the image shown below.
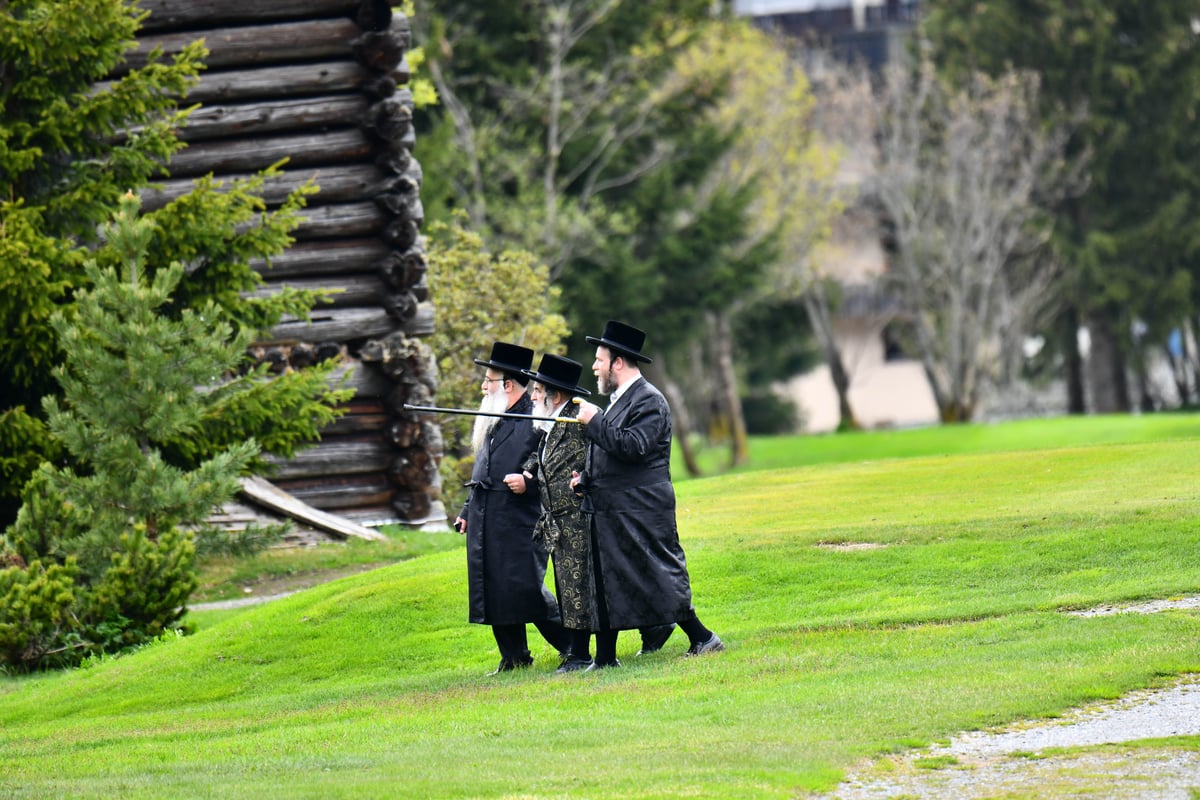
[869,52,1087,422]
[420,0,681,277]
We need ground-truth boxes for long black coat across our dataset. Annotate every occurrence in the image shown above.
[460,393,560,626]
[580,377,694,630]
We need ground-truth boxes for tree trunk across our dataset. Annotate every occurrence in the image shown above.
[711,312,749,468]
[645,363,702,478]
[1085,309,1131,413]
[802,285,859,431]
[1061,304,1087,414]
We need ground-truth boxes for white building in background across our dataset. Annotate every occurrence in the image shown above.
[735,0,939,432]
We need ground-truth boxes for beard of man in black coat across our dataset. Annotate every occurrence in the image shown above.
[454,349,570,675]
[572,321,725,669]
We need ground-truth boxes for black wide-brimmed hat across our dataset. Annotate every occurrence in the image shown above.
[522,354,591,397]
[474,341,534,384]
[585,320,653,364]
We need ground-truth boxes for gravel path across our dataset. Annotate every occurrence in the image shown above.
[832,596,1200,799]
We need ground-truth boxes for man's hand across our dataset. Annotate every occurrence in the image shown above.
[453,516,466,534]
[503,472,527,494]
[575,399,601,423]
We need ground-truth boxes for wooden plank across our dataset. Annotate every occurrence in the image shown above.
[139,0,361,31]
[239,475,387,541]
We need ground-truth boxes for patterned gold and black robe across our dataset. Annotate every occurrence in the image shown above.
[522,402,598,631]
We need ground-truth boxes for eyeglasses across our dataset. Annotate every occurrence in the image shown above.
[481,377,503,384]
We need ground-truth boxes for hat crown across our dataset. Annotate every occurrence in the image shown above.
[474,341,534,375]
[537,354,582,386]
[524,354,590,396]
[586,320,652,363]
[599,321,645,354]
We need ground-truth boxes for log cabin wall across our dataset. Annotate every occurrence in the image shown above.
[134,0,444,529]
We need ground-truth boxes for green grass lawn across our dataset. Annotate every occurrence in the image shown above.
[2,414,1199,798]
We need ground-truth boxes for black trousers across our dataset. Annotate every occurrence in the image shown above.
[492,621,570,663]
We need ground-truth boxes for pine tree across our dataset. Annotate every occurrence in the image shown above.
[1,194,319,669]
[1,1,341,526]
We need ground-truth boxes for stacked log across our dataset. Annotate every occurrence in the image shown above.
[136,0,442,527]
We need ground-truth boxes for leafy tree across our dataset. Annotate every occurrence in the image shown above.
[922,0,1200,413]
[0,195,347,670]
[424,215,569,513]
[1,0,339,527]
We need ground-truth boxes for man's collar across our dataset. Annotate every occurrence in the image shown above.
[610,373,643,404]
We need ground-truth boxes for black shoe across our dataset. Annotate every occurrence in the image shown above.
[488,656,533,675]
[684,633,724,657]
[584,658,622,672]
[637,623,676,656]
[556,656,594,673]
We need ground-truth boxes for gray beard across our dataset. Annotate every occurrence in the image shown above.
[471,390,509,454]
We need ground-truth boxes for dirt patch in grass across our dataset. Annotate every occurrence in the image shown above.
[190,562,392,610]
[831,597,1200,799]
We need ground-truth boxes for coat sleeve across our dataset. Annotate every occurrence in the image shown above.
[585,392,669,463]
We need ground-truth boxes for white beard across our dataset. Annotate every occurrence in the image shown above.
[471,389,509,454]
[532,394,558,434]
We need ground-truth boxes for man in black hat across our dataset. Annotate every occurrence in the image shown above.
[454,342,570,674]
[571,321,724,668]
[515,354,599,672]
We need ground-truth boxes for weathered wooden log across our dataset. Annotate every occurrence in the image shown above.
[327,361,394,401]
[382,217,419,250]
[391,491,434,522]
[388,447,439,491]
[180,96,370,142]
[263,306,397,344]
[377,291,414,323]
[352,29,409,73]
[363,96,412,143]
[141,163,389,211]
[263,436,394,480]
[121,19,361,74]
[375,144,412,176]
[385,418,442,457]
[272,474,396,510]
[324,408,390,435]
[138,0,360,31]
[168,130,373,177]
[385,382,435,415]
[410,275,429,303]
[376,243,427,291]
[252,238,392,278]
[184,61,366,104]
[249,274,391,308]
[294,202,387,240]
[360,330,437,384]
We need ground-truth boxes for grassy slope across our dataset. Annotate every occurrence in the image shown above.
[2,416,1200,798]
